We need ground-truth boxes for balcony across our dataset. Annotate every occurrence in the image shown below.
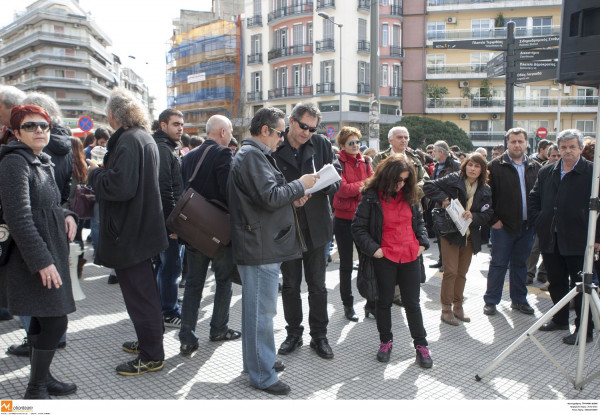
[390,5,403,15]
[268,2,314,24]
[268,86,314,99]
[316,0,335,9]
[357,83,370,94]
[427,0,562,11]
[357,40,370,54]
[357,0,370,11]
[316,39,335,53]
[425,96,599,113]
[426,63,487,79]
[247,15,262,28]
[390,46,403,58]
[316,82,335,94]
[247,91,263,102]
[268,44,313,62]
[427,25,560,42]
[469,132,506,144]
[247,53,263,65]
[13,75,112,97]
[388,86,402,98]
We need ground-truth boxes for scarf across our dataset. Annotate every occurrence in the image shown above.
[464,179,477,238]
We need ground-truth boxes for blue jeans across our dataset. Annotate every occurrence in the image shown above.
[20,315,67,343]
[156,237,182,318]
[179,245,234,344]
[239,263,280,390]
[484,224,535,305]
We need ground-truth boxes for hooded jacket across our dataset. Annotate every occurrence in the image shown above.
[153,129,183,223]
[44,125,73,205]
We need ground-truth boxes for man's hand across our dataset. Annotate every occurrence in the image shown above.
[169,233,178,239]
[293,195,310,207]
[299,173,319,189]
[441,198,450,208]
[86,159,99,172]
[491,220,503,229]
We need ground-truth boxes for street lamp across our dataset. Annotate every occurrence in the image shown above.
[318,12,343,135]
[552,85,562,137]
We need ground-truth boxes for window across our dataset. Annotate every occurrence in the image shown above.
[251,34,261,54]
[321,60,334,83]
[576,120,595,135]
[427,21,446,40]
[305,63,312,86]
[53,25,64,33]
[358,19,367,41]
[252,72,261,92]
[426,54,445,73]
[253,105,263,115]
[358,61,368,84]
[319,101,339,112]
[323,18,334,40]
[471,52,491,73]
[253,0,261,15]
[470,120,488,132]
[533,17,553,36]
[530,87,550,106]
[471,19,492,38]
[273,105,286,114]
[392,24,400,47]
[382,24,389,47]
[380,0,389,5]
[293,24,303,45]
[65,48,75,56]
[65,70,75,79]
[307,22,313,44]
[292,65,302,88]
[392,65,401,87]
[55,69,65,78]
[55,91,66,99]
[577,88,596,105]
[380,64,389,87]
[380,104,397,115]
[349,100,369,112]
[274,27,288,49]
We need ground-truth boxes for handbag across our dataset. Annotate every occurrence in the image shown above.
[70,184,95,219]
[0,201,14,266]
[356,252,378,303]
[166,145,231,259]
[432,207,458,236]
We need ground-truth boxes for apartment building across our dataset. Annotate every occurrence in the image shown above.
[403,0,598,149]
[243,0,404,141]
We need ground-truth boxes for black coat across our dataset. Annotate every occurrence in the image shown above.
[153,129,183,222]
[487,152,541,233]
[88,127,168,269]
[528,158,599,255]
[44,125,73,206]
[423,172,493,254]
[351,188,430,258]
[272,132,339,248]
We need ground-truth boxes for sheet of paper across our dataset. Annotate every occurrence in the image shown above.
[305,164,341,195]
[446,198,472,236]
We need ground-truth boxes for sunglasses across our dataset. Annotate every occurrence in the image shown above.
[295,120,318,133]
[270,127,285,138]
[20,122,50,132]
[346,141,360,147]
[397,177,408,184]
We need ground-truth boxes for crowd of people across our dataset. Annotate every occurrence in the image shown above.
[0,83,598,398]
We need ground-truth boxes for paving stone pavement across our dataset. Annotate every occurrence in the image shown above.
[1,237,599,401]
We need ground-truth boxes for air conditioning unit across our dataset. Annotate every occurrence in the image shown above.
[460,113,469,120]
[491,113,500,120]
[458,81,469,88]
[395,108,402,117]
[447,17,457,24]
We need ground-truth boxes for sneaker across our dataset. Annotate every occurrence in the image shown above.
[116,358,164,376]
[180,343,199,356]
[122,340,140,354]
[376,340,393,362]
[210,328,241,341]
[415,345,433,369]
[107,273,118,284]
[6,337,29,357]
[164,315,182,328]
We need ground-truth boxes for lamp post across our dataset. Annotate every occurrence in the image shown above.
[552,85,562,137]
[318,12,343,135]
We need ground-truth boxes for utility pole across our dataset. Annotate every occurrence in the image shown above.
[504,21,516,148]
[368,1,380,150]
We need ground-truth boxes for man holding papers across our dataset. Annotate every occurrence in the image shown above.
[273,102,340,359]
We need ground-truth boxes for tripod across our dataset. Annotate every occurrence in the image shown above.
[476,98,600,390]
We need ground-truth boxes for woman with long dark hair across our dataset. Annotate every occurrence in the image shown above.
[68,137,88,278]
[351,154,432,367]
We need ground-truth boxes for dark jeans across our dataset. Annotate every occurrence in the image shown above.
[281,240,329,339]
[373,256,428,347]
[334,217,356,307]
[542,238,594,335]
[179,244,234,344]
[156,237,182,318]
[28,315,68,350]
[117,259,165,362]
[484,224,535,305]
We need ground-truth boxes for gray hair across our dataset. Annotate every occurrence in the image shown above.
[23,91,63,126]
[433,140,451,157]
[388,126,409,139]
[250,107,285,136]
[0,86,26,108]
[475,147,487,157]
[290,102,321,124]
[206,114,231,136]
[557,129,584,148]
[106,88,150,131]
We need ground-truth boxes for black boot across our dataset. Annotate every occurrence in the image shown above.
[27,335,77,397]
[343,306,358,322]
[24,348,53,399]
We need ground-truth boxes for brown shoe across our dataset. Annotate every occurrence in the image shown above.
[453,303,471,322]
[441,304,459,326]
[77,257,87,279]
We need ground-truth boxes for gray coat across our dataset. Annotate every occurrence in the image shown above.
[0,142,76,316]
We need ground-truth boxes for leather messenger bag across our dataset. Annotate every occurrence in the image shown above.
[166,145,230,258]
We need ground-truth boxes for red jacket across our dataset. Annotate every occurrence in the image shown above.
[333,151,373,220]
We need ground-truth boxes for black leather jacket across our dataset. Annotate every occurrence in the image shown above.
[228,139,306,265]
[351,188,430,258]
[153,129,183,222]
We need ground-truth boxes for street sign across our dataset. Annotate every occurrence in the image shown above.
[516,36,560,50]
[326,126,335,138]
[518,60,557,71]
[78,116,93,132]
[487,63,505,78]
[537,127,548,138]
[514,69,556,83]
[433,39,506,51]
[517,49,558,61]
[488,52,505,68]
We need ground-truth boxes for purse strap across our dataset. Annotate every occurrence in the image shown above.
[188,143,218,185]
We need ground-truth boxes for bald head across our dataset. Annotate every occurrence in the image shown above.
[206,115,233,147]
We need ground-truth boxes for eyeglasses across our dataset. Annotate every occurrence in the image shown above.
[270,127,285,138]
[427,150,433,154]
[295,120,318,133]
[397,177,408,184]
[20,122,50,132]
[346,141,359,147]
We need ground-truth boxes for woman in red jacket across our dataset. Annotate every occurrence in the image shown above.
[333,127,373,322]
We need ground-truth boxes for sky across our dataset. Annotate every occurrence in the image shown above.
[0,0,214,117]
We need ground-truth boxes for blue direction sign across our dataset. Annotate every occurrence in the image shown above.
[78,116,94,132]
[326,126,335,138]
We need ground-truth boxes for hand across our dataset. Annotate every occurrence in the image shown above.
[86,159,99,171]
[462,211,473,221]
[373,248,384,258]
[299,173,320,190]
[293,195,310,207]
[594,242,600,252]
[38,264,62,289]
[65,215,77,242]
[491,220,503,229]
[418,246,425,256]
[169,233,178,239]
[441,198,450,208]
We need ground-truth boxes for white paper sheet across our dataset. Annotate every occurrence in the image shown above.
[446,198,472,236]
[305,164,341,195]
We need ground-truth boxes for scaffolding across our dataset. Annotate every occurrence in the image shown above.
[167,19,241,127]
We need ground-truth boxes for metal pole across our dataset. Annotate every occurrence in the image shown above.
[369,0,380,150]
[556,84,562,137]
[339,23,343,133]
[504,21,516,149]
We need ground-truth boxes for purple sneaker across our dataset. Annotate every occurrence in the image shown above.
[376,340,393,362]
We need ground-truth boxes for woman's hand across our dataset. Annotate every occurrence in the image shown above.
[462,210,473,221]
[86,159,98,172]
[441,198,450,208]
[39,264,62,289]
[65,215,77,242]
[418,246,425,256]
[373,248,384,258]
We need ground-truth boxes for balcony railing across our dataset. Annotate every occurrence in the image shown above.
[426,63,487,75]
[246,15,262,28]
[247,53,263,65]
[357,83,370,94]
[247,91,263,102]
[390,5,403,15]
[316,0,335,9]
[428,0,560,6]
[268,2,314,23]
[390,46,403,58]
[469,132,506,142]
[425,96,600,108]
[316,39,335,53]
[427,25,560,41]
[389,87,402,97]
[268,44,313,61]
[317,82,335,94]
[357,40,370,53]
[357,0,370,11]
[268,86,314,99]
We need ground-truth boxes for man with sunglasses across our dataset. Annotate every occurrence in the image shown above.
[273,102,339,360]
